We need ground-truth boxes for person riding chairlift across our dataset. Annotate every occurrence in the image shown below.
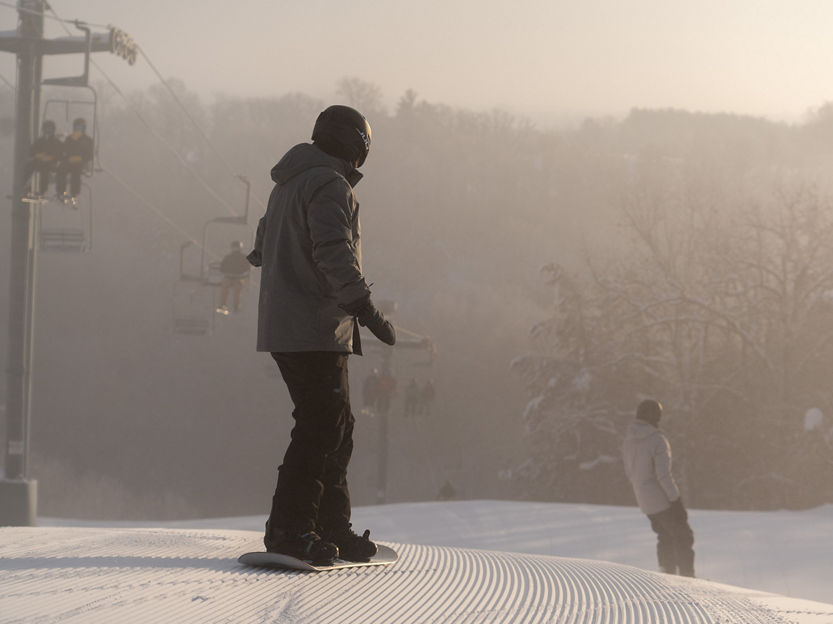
[23,119,63,197]
[56,117,94,205]
[216,240,251,315]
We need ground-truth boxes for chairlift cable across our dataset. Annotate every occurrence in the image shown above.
[100,165,217,260]
[93,61,241,215]
[44,3,242,219]
[136,45,268,212]
[0,72,14,92]
[43,3,266,215]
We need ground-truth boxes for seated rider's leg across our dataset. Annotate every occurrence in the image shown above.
[70,166,82,197]
[55,165,67,196]
[219,278,230,308]
[232,279,243,312]
[38,166,51,195]
[23,160,34,184]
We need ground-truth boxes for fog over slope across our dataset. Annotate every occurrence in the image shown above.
[2,77,833,519]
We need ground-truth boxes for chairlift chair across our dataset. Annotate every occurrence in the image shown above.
[200,176,254,309]
[41,93,99,176]
[32,20,101,253]
[36,182,93,252]
[172,241,214,335]
[172,175,254,328]
[172,281,214,335]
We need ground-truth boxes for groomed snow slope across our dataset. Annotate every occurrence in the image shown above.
[2,526,833,624]
[64,500,831,604]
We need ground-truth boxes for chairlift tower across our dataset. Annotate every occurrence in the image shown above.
[363,303,435,505]
[0,0,136,526]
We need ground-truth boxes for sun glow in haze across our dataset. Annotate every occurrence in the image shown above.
[4,0,832,123]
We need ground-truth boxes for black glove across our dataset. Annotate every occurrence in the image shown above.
[341,295,396,346]
[669,498,687,521]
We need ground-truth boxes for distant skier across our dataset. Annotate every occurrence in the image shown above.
[404,378,420,417]
[55,117,94,201]
[622,399,695,577]
[23,119,63,197]
[420,379,436,415]
[375,369,397,415]
[215,240,250,315]
[362,368,381,411]
[437,479,457,501]
[247,105,395,565]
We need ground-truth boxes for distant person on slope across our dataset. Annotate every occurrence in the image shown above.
[622,399,695,577]
[247,105,395,565]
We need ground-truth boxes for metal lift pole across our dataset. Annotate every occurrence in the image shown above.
[0,3,136,525]
[1,0,44,526]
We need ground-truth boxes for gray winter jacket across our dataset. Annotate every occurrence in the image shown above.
[248,143,372,354]
[622,419,681,515]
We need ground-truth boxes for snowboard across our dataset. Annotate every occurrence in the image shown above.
[238,544,398,572]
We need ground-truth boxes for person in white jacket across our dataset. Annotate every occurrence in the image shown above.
[622,399,695,576]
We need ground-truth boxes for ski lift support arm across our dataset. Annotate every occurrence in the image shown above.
[0,23,137,88]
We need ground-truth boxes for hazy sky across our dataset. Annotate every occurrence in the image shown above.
[1,0,832,124]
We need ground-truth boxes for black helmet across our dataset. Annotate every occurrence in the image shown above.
[42,119,56,136]
[636,399,663,426]
[72,117,86,132]
[311,105,371,168]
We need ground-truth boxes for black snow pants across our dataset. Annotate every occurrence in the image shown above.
[648,505,695,577]
[267,351,354,537]
[23,160,53,195]
[56,163,83,197]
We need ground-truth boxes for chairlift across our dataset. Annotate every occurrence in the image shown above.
[171,176,254,330]
[41,19,100,173]
[29,21,100,253]
[172,280,214,336]
[172,241,214,335]
[35,182,93,252]
[41,93,98,175]
[199,177,254,320]
[202,176,253,282]
[202,218,251,281]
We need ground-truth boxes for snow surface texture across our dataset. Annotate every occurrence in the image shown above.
[2,527,832,623]
[2,500,830,623]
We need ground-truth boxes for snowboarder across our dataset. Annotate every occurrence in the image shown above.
[247,105,395,565]
[55,117,94,202]
[216,240,250,315]
[22,119,63,197]
[622,399,695,577]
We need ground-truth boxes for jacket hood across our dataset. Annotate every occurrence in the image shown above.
[626,419,660,440]
[270,143,363,187]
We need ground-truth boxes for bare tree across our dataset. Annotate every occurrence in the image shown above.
[514,175,833,510]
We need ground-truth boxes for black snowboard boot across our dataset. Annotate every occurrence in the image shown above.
[264,527,339,565]
[324,525,377,562]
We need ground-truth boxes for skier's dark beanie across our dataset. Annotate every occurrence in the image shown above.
[636,399,662,426]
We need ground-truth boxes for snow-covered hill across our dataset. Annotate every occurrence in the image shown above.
[3,500,832,623]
